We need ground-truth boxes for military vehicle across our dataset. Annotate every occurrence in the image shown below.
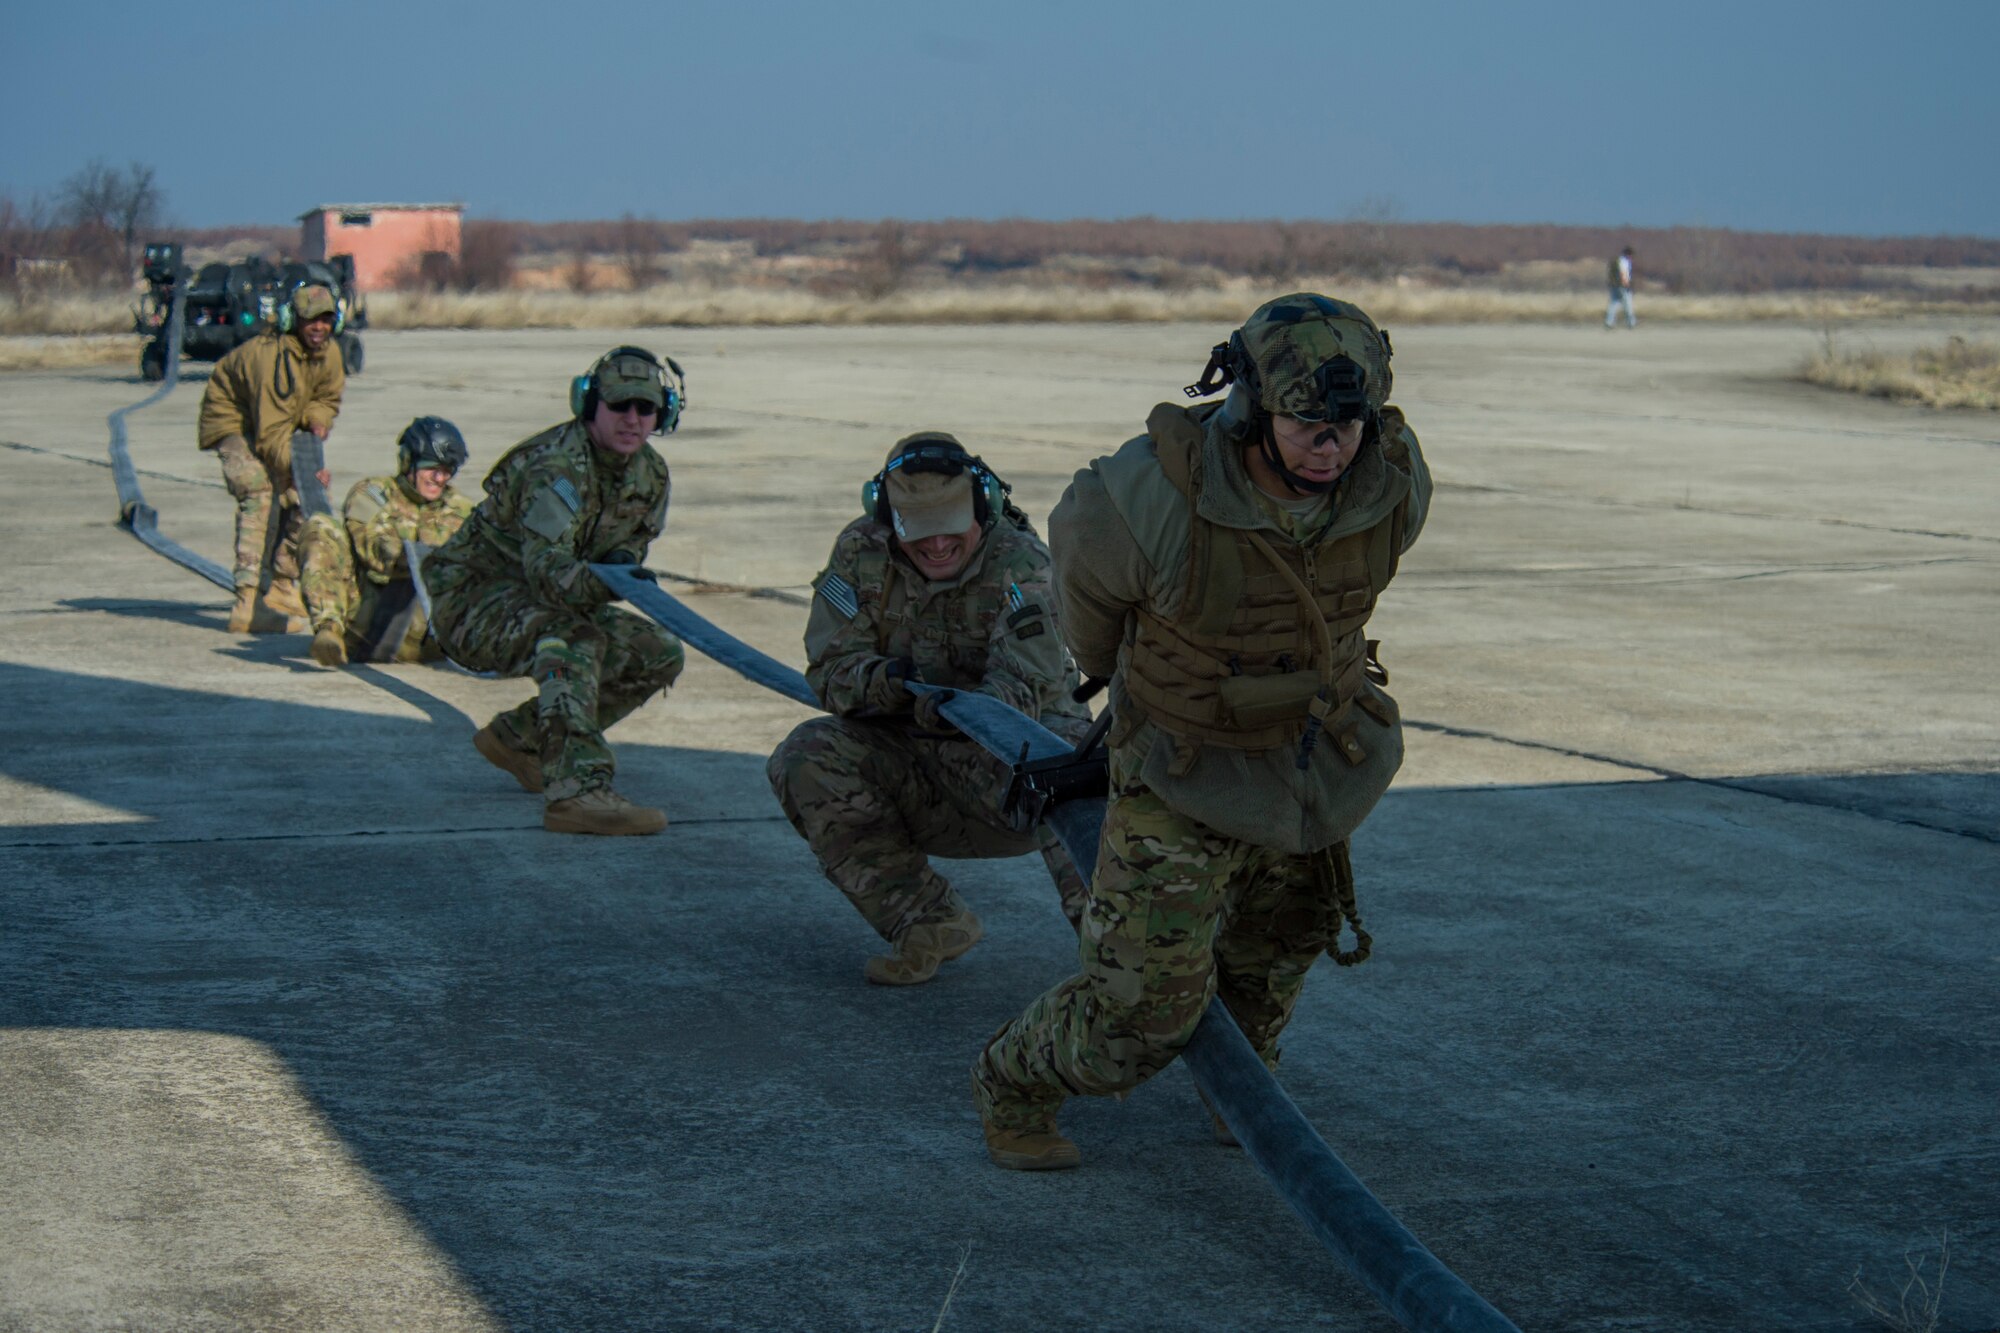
[135,242,368,381]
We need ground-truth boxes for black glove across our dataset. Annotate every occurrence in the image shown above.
[600,551,656,579]
[912,688,959,735]
[595,552,656,602]
[867,657,918,712]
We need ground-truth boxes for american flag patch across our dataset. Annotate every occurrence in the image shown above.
[551,476,581,512]
[818,572,860,619]
[1007,582,1025,612]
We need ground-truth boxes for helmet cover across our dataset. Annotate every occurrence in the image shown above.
[1236,292,1392,420]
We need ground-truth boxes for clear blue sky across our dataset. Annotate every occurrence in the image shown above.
[4,0,1995,236]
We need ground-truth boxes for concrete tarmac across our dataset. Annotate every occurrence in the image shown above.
[1,318,1996,1331]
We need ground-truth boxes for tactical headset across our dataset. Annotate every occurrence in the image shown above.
[861,434,1010,529]
[277,283,346,336]
[570,345,686,435]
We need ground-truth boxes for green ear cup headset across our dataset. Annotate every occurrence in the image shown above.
[277,284,346,336]
[569,345,687,435]
[860,435,1009,528]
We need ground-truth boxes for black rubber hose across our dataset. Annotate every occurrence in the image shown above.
[1180,1005,1520,1332]
[107,285,233,590]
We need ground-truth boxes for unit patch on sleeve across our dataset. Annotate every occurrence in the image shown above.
[817,571,860,620]
[1006,603,1046,640]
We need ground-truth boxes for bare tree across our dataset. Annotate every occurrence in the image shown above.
[456,219,520,292]
[0,191,71,297]
[57,158,165,277]
[615,213,662,290]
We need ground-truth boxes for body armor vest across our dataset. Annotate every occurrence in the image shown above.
[1121,407,1406,764]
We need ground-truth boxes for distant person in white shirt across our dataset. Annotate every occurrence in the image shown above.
[1606,246,1637,329]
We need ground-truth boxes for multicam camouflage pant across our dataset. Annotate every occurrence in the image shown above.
[768,714,1091,942]
[298,515,435,663]
[212,434,302,591]
[974,745,1356,1131]
[428,574,685,801]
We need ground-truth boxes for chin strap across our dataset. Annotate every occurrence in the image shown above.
[1257,409,1386,497]
[1257,414,1336,496]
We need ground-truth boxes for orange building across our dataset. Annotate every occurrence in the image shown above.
[298,203,462,290]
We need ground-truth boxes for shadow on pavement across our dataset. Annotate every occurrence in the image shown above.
[2,660,1996,1330]
[59,596,227,630]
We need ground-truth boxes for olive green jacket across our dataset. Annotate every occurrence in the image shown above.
[805,513,1087,729]
[424,420,669,613]
[1049,397,1431,852]
[197,328,345,469]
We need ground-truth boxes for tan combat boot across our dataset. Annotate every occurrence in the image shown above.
[264,578,306,617]
[543,787,667,836]
[864,905,984,986]
[472,723,543,793]
[970,1070,1080,1171]
[228,587,304,634]
[310,627,348,666]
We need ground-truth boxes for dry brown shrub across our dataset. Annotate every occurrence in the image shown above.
[13,280,2000,341]
[363,282,2000,331]
[0,334,143,371]
[1848,1230,1950,1333]
[456,220,520,291]
[466,217,2000,295]
[616,214,664,291]
[1801,335,2000,409]
[0,293,133,335]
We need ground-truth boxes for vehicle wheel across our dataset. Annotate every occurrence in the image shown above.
[140,343,166,382]
[340,333,364,375]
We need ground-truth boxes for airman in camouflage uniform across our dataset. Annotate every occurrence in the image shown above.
[196,283,346,633]
[768,433,1092,985]
[971,294,1432,1169]
[424,347,688,836]
[300,417,477,666]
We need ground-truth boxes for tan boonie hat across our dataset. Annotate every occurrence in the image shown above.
[883,432,975,541]
[291,285,336,320]
[594,347,666,409]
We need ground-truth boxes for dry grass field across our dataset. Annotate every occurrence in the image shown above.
[0,333,141,372]
[1800,334,2000,409]
[6,280,1996,352]
[7,214,1998,387]
[359,283,2000,330]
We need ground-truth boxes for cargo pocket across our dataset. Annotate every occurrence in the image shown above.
[1217,668,1321,730]
[1082,894,1149,1013]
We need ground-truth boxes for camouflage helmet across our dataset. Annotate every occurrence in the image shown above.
[1188,292,1393,421]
